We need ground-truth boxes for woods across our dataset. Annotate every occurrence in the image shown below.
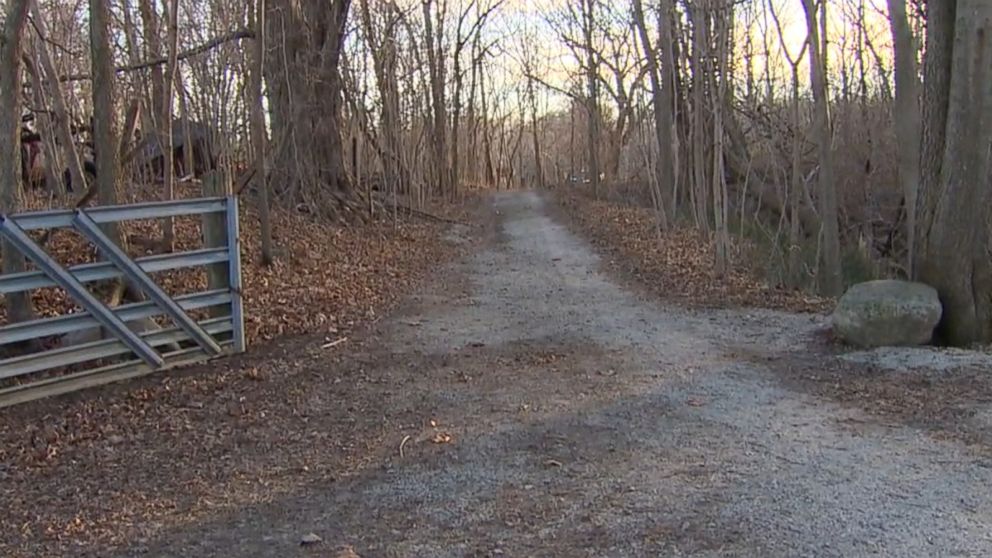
[7,2,992,554]
[527,0,990,345]
[0,0,989,346]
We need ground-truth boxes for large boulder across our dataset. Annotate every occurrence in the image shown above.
[831,280,942,347]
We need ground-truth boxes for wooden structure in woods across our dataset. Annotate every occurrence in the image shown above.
[134,119,218,179]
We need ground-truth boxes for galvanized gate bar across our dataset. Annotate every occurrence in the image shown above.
[0,289,232,345]
[0,247,229,294]
[0,340,235,409]
[0,216,164,368]
[73,210,223,356]
[225,196,246,353]
[9,197,227,231]
[0,318,234,380]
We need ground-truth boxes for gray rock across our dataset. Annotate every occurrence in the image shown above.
[831,280,942,347]
[299,533,322,546]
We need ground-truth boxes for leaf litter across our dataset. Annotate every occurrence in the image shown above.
[553,188,830,313]
[0,188,478,556]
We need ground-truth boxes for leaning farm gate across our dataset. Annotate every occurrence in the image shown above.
[0,189,245,407]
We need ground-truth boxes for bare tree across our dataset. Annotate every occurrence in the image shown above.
[802,0,843,296]
[631,0,671,229]
[886,0,920,277]
[90,0,121,228]
[422,0,450,198]
[161,0,180,249]
[687,2,710,232]
[29,0,87,199]
[517,23,546,188]
[710,0,731,276]
[768,0,810,287]
[0,0,33,323]
[917,0,992,345]
[138,0,165,130]
[579,0,601,196]
[249,0,273,264]
[23,54,62,193]
[265,0,354,218]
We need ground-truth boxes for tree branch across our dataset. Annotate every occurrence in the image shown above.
[60,28,254,82]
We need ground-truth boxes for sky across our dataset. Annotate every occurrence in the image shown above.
[481,0,897,116]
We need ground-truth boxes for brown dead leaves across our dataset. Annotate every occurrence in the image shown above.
[237,205,450,344]
[0,189,471,557]
[554,189,829,313]
[1,187,456,347]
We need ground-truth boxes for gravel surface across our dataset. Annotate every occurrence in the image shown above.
[9,191,992,557]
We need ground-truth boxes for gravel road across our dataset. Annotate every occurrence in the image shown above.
[128,191,992,557]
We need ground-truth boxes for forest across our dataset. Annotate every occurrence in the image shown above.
[5,1,992,555]
[0,0,989,350]
[0,0,992,352]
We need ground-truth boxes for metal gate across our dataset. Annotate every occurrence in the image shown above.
[0,191,245,407]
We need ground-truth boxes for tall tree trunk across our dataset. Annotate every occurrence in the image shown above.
[480,64,495,185]
[161,0,180,250]
[788,64,805,288]
[918,0,992,345]
[138,0,165,132]
[688,3,710,232]
[711,0,731,276]
[887,0,921,277]
[526,76,544,188]
[250,0,273,264]
[361,0,403,208]
[657,0,680,217]
[568,101,576,181]
[467,33,480,185]
[917,0,956,254]
[632,0,670,229]
[90,0,121,217]
[265,0,354,218]
[0,0,33,324]
[580,0,601,197]
[768,0,811,287]
[802,0,843,297]
[450,53,463,199]
[423,0,450,198]
[121,0,153,137]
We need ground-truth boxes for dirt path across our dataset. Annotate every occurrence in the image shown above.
[11,191,992,557]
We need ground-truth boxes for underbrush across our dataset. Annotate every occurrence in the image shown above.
[731,216,884,294]
[552,185,829,313]
[556,178,896,308]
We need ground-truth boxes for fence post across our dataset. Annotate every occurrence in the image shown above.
[201,170,246,353]
[225,194,246,354]
[198,172,239,350]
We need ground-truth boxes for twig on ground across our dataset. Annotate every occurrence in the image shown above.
[321,337,348,349]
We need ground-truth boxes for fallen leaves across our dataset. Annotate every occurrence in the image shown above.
[431,432,453,444]
[554,188,831,313]
[2,184,459,388]
[0,186,476,556]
